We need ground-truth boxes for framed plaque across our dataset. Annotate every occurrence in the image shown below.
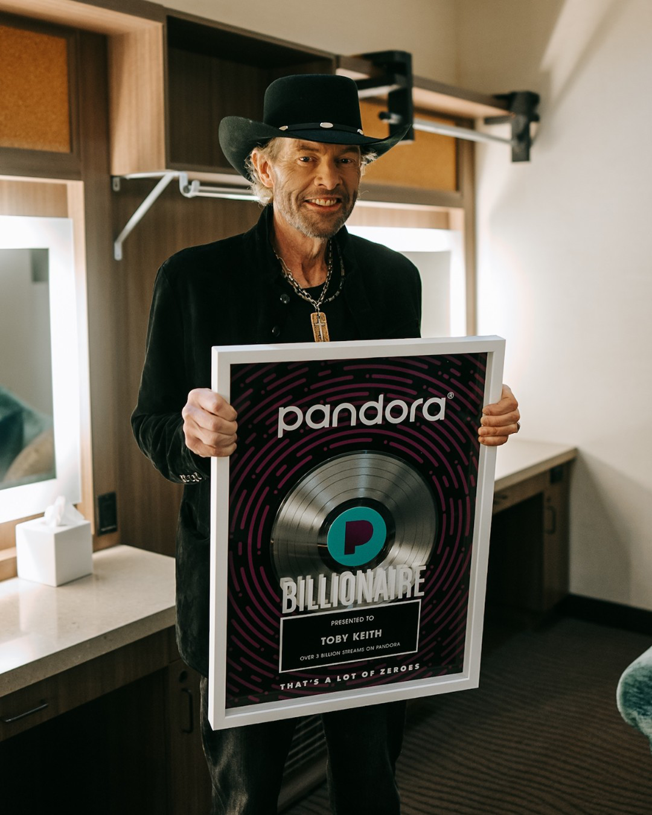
[208,336,504,729]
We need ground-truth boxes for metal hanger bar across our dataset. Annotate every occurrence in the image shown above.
[183,187,257,201]
[113,173,176,260]
[357,83,403,99]
[412,117,514,146]
[179,175,257,202]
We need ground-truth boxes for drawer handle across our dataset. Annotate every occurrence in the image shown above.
[2,700,49,724]
[545,505,557,535]
[181,687,194,734]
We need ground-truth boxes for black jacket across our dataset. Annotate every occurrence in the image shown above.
[132,207,422,676]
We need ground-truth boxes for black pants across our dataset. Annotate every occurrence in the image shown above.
[200,677,406,815]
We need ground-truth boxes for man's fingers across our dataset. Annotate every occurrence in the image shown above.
[182,389,238,458]
[187,439,237,458]
[184,404,238,436]
[479,421,519,438]
[190,388,238,421]
[480,409,520,428]
[186,416,237,446]
[479,434,510,447]
[483,384,518,416]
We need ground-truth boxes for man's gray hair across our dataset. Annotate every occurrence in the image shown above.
[245,138,378,205]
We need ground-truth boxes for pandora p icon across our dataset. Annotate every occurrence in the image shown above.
[326,506,387,568]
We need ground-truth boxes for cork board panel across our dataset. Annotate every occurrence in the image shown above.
[0,24,71,152]
[360,100,457,192]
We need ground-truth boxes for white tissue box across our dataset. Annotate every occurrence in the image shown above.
[16,517,93,586]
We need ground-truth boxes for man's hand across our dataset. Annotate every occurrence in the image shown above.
[182,389,238,457]
[478,384,520,447]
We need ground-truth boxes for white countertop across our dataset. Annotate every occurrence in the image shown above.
[495,439,577,490]
[0,545,175,696]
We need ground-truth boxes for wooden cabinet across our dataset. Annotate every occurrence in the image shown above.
[110,13,334,177]
[165,659,213,814]
[0,631,210,815]
[487,463,571,614]
[0,635,328,814]
[0,630,170,742]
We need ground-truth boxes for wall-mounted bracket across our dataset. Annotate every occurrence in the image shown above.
[354,50,415,142]
[353,51,539,162]
[111,172,255,260]
[112,173,176,261]
[485,91,540,162]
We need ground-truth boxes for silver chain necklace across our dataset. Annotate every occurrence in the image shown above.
[274,241,345,342]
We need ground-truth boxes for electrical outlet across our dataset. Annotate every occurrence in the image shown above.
[97,492,118,535]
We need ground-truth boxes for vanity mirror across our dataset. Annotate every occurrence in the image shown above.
[0,216,87,524]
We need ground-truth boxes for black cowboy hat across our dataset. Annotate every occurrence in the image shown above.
[218,74,410,179]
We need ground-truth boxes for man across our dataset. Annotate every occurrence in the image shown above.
[132,74,520,815]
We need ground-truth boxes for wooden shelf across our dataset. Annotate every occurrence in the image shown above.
[0,0,164,34]
[337,54,511,120]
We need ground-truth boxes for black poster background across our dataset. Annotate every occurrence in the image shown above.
[224,352,486,709]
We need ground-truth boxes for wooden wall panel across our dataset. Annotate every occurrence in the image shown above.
[457,138,476,334]
[113,182,260,556]
[66,182,94,533]
[348,205,450,230]
[76,29,119,552]
[167,48,267,170]
[108,25,165,175]
[0,178,68,216]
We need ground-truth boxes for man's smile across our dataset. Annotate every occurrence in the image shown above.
[304,197,342,209]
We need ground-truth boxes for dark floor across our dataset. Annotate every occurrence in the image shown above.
[283,615,652,814]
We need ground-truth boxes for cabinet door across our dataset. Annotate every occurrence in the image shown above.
[166,660,213,815]
[0,671,168,815]
[487,466,571,615]
[541,467,570,610]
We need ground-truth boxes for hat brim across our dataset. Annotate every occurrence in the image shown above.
[218,117,411,180]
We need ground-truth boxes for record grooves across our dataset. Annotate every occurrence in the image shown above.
[270,451,437,593]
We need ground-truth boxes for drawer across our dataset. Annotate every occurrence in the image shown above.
[492,471,548,514]
[0,628,172,741]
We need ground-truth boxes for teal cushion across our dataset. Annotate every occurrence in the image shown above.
[617,645,652,747]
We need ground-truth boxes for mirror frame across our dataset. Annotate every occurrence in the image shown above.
[0,215,87,523]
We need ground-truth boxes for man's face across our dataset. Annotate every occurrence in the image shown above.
[263,139,362,239]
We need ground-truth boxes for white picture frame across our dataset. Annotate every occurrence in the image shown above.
[209,336,504,729]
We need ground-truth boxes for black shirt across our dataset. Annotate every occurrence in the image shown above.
[277,252,359,343]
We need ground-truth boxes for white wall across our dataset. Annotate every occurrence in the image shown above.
[457,0,652,609]
[162,0,459,84]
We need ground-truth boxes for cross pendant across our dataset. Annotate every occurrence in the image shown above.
[311,311,330,342]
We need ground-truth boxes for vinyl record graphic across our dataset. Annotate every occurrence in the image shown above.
[270,451,437,593]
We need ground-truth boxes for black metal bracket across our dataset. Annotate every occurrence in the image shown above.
[485,91,540,162]
[354,50,414,142]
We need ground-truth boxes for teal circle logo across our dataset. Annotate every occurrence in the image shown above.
[326,506,387,567]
